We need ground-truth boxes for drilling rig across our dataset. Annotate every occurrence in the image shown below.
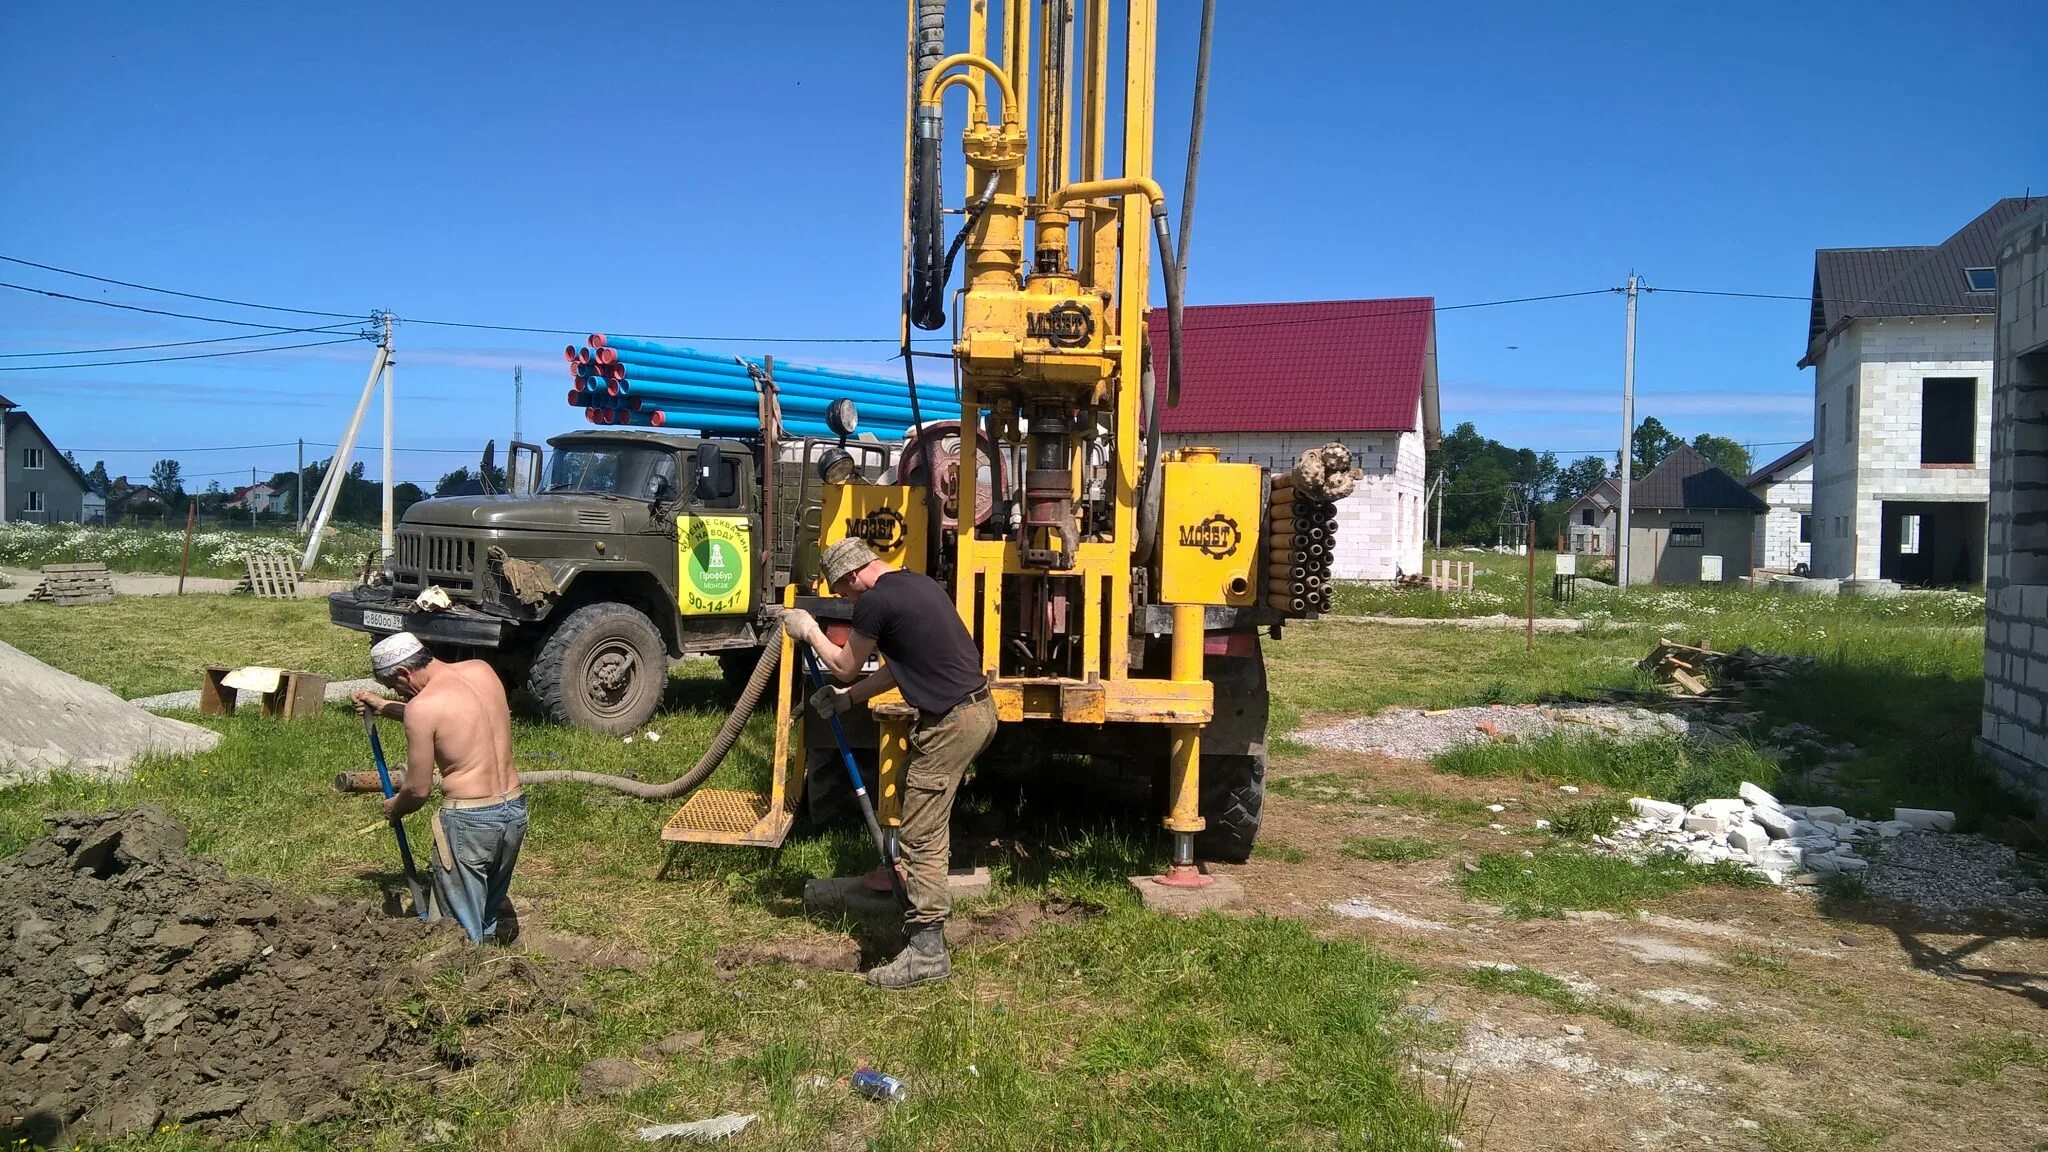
[663,0,1335,881]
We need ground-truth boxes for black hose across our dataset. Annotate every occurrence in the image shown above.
[907,0,949,332]
[1151,207,1184,410]
[912,174,998,332]
[1134,353,1163,564]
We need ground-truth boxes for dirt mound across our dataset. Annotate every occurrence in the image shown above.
[0,640,218,784]
[1,807,460,1145]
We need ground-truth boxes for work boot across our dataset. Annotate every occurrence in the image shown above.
[866,925,950,989]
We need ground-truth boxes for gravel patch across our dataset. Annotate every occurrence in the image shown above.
[1863,830,2048,922]
[131,678,381,712]
[1297,702,1692,760]
[0,641,218,784]
[1329,898,1448,931]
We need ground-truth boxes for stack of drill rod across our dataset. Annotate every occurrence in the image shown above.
[1266,475,1337,616]
[565,334,933,439]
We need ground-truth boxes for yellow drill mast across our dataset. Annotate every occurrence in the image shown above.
[888,0,1260,881]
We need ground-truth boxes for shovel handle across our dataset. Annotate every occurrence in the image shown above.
[798,647,912,911]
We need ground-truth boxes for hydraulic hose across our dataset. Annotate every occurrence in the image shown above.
[1134,354,1163,565]
[907,0,949,332]
[1151,205,1185,410]
[333,639,784,801]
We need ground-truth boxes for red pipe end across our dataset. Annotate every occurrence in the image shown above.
[563,344,579,364]
[604,362,624,381]
[606,381,621,397]
[648,410,666,427]
[596,347,617,365]
[628,396,643,412]
[588,333,608,350]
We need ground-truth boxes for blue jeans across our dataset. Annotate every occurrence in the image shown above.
[429,796,527,944]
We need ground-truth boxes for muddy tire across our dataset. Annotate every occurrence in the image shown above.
[528,602,665,734]
[1195,752,1265,863]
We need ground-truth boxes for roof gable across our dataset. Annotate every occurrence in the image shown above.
[1802,197,2034,364]
[1631,445,1767,512]
[1741,439,1813,489]
[1145,298,1437,435]
[2,409,92,492]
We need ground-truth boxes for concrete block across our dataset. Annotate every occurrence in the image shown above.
[803,867,991,922]
[1629,798,1685,822]
[1690,799,1748,820]
[1683,814,1731,836]
[1893,808,1956,832]
[1802,805,1850,823]
[1726,823,1771,854]
[1753,808,1800,840]
[1129,873,1245,916]
[1738,782,1780,809]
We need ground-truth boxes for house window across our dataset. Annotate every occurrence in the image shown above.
[26,490,44,513]
[1581,508,1596,526]
[23,447,44,470]
[1798,514,1811,543]
[1670,522,1705,548]
[1899,514,1921,555]
[1964,267,1996,293]
[1920,377,1976,465]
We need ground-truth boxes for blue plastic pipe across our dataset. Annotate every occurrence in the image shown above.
[613,368,920,421]
[611,351,922,406]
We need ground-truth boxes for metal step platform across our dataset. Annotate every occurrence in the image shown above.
[660,627,801,848]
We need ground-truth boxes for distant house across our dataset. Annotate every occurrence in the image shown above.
[1624,447,1768,584]
[111,481,165,517]
[1147,298,1441,581]
[1743,440,1814,572]
[1564,479,1621,556]
[1799,197,2035,586]
[0,398,93,524]
[225,483,280,514]
[1979,199,2048,808]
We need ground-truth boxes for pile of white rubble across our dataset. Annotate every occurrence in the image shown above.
[1596,781,1955,885]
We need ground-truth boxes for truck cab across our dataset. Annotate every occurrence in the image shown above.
[329,429,768,732]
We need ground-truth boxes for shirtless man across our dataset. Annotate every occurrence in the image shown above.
[354,632,524,944]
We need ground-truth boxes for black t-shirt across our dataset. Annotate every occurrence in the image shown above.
[851,569,986,716]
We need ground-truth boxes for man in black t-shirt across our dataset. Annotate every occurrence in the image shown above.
[782,538,996,989]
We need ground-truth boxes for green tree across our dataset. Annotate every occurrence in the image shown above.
[1554,455,1610,506]
[85,460,111,494]
[1688,433,1752,480]
[149,458,185,501]
[1631,417,1682,478]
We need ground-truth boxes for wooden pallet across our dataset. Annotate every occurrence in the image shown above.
[238,554,301,599]
[27,563,114,605]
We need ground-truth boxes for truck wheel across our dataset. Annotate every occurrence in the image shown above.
[528,602,666,734]
[1195,752,1265,864]
[715,648,760,699]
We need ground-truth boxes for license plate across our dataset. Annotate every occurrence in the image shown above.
[362,610,406,632]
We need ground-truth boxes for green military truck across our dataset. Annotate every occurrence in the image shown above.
[327,428,880,734]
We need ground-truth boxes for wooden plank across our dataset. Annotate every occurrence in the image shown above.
[1670,668,1709,695]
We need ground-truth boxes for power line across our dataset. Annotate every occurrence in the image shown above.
[61,441,300,453]
[0,255,363,319]
[1643,285,1994,314]
[0,336,365,372]
[0,281,371,333]
[0,322,366,359]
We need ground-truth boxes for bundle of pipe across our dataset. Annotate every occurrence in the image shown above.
[1266,475,1338,616]
[560,334,945,440]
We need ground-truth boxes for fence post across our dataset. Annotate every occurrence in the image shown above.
[177,501,197,595]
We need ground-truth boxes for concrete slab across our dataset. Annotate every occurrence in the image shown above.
[1127,872,1245,916]
[803,867,991,921]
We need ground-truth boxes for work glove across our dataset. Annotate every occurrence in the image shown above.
[780,608,823,646]
[808,684,852,719]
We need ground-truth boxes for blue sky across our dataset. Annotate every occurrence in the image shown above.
[1,1,2041,487]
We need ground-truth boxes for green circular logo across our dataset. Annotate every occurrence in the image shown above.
[689,536,743,599]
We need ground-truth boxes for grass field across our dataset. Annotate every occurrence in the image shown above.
[0,585,2030,1149]
[0,522,379,580]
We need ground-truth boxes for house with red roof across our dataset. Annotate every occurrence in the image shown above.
[1148,298,1440,580]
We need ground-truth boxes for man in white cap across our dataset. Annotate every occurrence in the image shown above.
[354,632,523,944]
[781,537,995,989]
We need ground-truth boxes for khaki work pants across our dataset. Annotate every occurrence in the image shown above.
[899,693,998,930]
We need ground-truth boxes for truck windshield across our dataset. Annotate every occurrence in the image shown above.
[543,445,677,500]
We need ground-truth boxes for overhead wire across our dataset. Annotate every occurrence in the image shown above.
[0,337,366,372]
[0,322,366,359]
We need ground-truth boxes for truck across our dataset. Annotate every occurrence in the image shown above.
[327,427,897,734]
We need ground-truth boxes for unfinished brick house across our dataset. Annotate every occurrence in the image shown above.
[1980,199,2048,806]
[1799,198,2037,585]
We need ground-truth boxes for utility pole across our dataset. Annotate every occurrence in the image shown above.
[250,467,257,527]
[513,365,524,443]
[1617,274,1639,590]
[380,312,396,559]
[295,439,304,532]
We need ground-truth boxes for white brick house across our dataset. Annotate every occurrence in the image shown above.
[1980,199,2048,808]
[1148,298,1441,581]
[1742,441,1813,572]
[1799,199,2034,585]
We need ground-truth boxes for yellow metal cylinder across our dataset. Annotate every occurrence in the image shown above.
[1164,602,1205,835]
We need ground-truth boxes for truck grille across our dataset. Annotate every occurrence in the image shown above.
[393,530,480,594]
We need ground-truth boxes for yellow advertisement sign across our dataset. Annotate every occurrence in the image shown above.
[678,515,751,616]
